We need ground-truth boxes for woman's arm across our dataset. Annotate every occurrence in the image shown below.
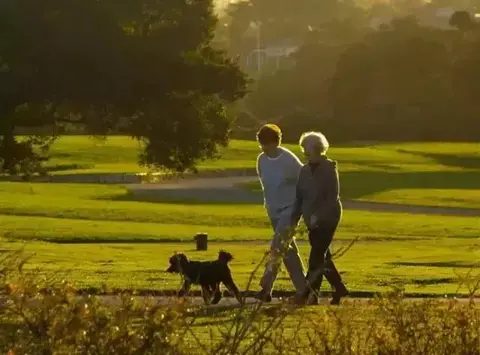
[316,160,340,221]
[323,161,339,201]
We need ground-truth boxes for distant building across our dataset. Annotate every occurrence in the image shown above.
[244,43,299,72]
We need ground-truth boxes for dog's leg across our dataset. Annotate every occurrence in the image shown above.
[223,273,243,304]
[211,283,222,305]
[178,280,191,297]
[201,285,212,305]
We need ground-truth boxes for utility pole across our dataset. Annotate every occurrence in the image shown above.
[256,20,262,74]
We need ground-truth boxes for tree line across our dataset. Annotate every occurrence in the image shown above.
[1,0,479,176]
[221,0,480,143]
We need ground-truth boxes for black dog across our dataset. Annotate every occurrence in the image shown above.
[166,250,242,305]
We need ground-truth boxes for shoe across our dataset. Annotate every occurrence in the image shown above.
[306,291,320,305]
[330,284,349,306]
[253,289,272,303]
[291,293,308,305]
[306,295,318,305]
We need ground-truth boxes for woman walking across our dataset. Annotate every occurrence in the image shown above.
[290,131,349,305]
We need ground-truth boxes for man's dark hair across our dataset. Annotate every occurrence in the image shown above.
[256,124,282,145]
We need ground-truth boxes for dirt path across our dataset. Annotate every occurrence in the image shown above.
[1,295,475,314]
[3,171,478,216]
[128,176,480,217]
[93,296,477,313]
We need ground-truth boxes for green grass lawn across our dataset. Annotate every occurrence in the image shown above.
[1,238,478,295]
[0,136,478,295]
[238,179,480,210]
[44,136,480,172]
[0,181,478,295]
[44,136,260,175]
[0,182,478,243]
[40,136,480,208]
[44,136,480,175]
[357,188,480,209]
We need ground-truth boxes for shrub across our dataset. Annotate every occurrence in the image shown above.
[0,249,478,354]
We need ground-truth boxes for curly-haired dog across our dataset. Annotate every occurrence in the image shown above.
[166,250,243,305]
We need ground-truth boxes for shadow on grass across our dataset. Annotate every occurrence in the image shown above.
[25,237,209,244]
[238,169,480,202]
[4,235,427,244]
[101,190,262,206]
[411,277,456,286]
[446,235,480,240]
[375,276,458,287]
[389,261,479,269]
[340,170,480,200]
[102,170,480,206]
[397,150,480,169]
[44,163,94,173]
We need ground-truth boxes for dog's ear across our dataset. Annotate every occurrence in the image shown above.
[218,250,233,263]
[176,253,188,262]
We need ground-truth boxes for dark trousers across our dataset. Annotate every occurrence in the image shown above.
[304,222,344,296]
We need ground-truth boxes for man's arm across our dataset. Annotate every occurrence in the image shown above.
[256,154,265,191]
[290,178,303,227]
[284,151,302,185]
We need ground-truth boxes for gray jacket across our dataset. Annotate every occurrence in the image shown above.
[291,156,343,230]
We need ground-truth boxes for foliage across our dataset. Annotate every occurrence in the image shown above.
[235,10,480,142]
[0,250,479,354]
[329,17,454,141]
[224,0,366,55]
[0,0,247,175]
[449,10,477,32]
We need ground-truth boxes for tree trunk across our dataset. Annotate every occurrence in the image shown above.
[0,108,17,173]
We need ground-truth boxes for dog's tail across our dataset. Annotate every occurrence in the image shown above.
[218,250,234,264]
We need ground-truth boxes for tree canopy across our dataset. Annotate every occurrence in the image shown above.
[0,0,247,175]
[232,10,480,143]
[224,0,365,57]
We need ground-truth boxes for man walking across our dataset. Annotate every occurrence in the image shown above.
[254,124,306,302]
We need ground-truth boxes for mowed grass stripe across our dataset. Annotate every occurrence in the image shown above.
[0,182,478,241]
[2,239,478,294]
[358,188,480,209]
[237,173,480,209]
[9,137,480,209]
[0,215,271,243]
[0,211,478,243]
[43,136,480,174]
[0,185,270,227]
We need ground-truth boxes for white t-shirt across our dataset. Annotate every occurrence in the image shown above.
[256,146,303,219]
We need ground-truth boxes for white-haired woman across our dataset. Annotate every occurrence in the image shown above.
[290,131,349,305]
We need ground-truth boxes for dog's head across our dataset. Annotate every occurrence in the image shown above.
[166,253,189,273]
[218,250,234,263]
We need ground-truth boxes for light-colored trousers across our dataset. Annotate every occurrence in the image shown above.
[260,206,306,294]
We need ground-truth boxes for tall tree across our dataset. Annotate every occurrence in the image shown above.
[0,0,247,174]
